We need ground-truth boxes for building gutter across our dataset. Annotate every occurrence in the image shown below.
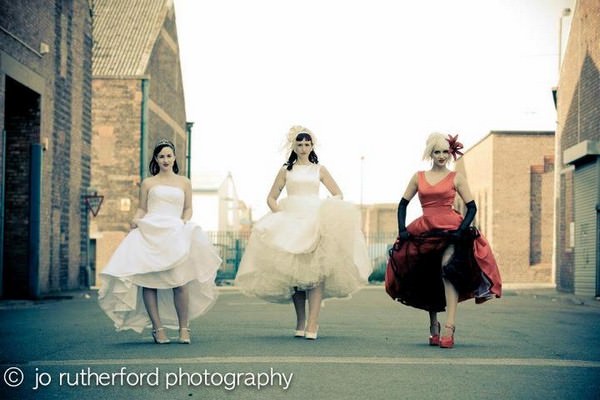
[140,79,149,179]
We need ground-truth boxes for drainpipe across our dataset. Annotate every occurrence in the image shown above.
[597,202,600,298]
[140,79,149,179]
[186,122,193,179]
[0,129,5,297]
[29,143,43,299]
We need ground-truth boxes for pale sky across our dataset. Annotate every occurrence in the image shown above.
[174,0,574,219]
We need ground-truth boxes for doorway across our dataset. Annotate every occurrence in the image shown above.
[1,76,41,298]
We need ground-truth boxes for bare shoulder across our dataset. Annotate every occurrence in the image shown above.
[453,171,467,184]
[408,171,419,184]
[318,164,331,175]
[140,176,155,189]
[178,175,192,186]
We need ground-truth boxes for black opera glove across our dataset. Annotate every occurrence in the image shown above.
[397,197,410,241]
[397,197,409,233]
[398,230,410,241]
[448,200,477,241]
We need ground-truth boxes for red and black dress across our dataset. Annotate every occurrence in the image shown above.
[385,171,502,312]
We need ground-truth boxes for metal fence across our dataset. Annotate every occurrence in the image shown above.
[206,231,397,282]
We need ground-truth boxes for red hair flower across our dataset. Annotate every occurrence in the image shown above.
[446,134,464,160]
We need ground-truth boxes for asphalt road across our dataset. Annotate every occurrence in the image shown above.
[1,286,599,400]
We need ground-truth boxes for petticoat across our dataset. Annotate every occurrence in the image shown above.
[234,196,372,303]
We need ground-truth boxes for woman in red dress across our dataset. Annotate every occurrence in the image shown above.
[385,132,502,348]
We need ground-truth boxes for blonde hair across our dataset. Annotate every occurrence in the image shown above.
[422,132,450,161]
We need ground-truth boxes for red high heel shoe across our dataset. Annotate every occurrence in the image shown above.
[429,322,440,346]
[439,324,455,348]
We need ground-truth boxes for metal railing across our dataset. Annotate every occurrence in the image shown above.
[206,231,396,282]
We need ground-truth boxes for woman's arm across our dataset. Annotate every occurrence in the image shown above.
[266,167,287,212]
[181,177,193,222]
[454,172,474,204]
[401,172,419,202]
[130,179,150,229]
[453,172,477,235]
[320,165,343,199]
[397,173,419,238]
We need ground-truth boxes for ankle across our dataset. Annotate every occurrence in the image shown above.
[442,324,455,336]
[152,327,169,341]
[430,321,440,335]
[305,322,319,333]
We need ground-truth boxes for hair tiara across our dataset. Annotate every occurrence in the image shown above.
[155,138,174,148]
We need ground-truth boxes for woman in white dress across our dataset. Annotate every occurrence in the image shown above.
[234,126,372,340]
[98,139,221,344]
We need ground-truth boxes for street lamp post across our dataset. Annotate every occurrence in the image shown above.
[360,155,365,208]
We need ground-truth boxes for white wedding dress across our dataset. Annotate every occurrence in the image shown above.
[98,185,221,333]
[234,164,372,303]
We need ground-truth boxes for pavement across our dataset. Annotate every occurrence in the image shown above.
[1,283,599,400]
[2,282,599,310]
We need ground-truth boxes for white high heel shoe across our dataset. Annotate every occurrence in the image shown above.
[305,326,319,340]
[151,327,171,344]
[178,327,191,344]
[294,320,306,337]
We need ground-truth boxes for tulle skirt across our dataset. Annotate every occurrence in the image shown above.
[234,196,372,303]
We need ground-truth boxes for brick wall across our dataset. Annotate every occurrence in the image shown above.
[556,0,600,292]
[0,0,92,297]
[530,156,554,266]
[362,204,396,236]
[457,131,554,283]
[91,3,189,276]
[91,78,142,229]
[145,6,188,175]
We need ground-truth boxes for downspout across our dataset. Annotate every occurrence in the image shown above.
[186,122,193,179]
[597,158,600,298]
[29,143,43,299]
[140,79,149,179]
[0,129,5,297]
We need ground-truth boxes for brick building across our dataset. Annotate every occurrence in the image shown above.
[555,0,600,297]
[0,0,93,298]
[90,0,189,281]
[455,131,555,283]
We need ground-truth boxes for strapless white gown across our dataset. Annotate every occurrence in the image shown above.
[234,164,372,303]
[98,185,221,333]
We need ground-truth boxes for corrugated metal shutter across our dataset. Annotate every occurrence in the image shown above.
[573,160,599,297]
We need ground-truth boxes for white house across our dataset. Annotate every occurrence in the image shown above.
[191,171,243,232]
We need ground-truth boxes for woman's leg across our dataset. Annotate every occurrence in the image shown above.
[142,287,162,328]
[173,285,190,343]
[306,283,324,334]
[441,245,458,337]
[292,288,307,331]
[429,311,439,334]
[173,285,190,329]
[143,287,168,342]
